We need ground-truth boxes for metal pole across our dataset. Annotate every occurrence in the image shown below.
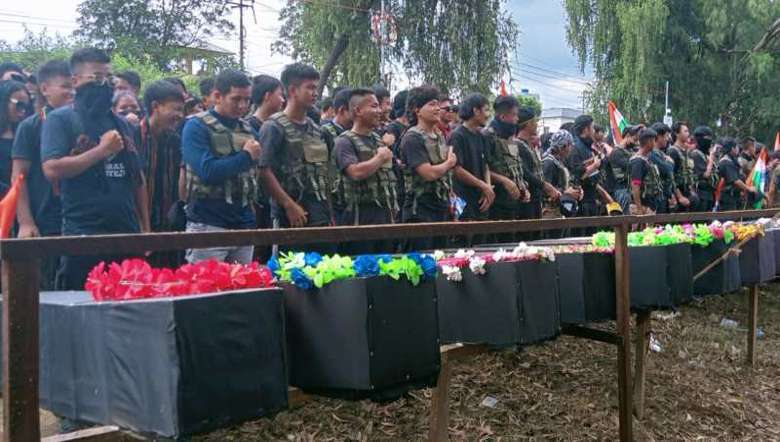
[239,0,245,71]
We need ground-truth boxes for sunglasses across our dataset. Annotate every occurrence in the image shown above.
[9,97,31,115]
[80,72,114,86]
[9,73,26,83]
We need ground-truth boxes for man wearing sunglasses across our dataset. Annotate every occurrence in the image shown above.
[41,47,149,290]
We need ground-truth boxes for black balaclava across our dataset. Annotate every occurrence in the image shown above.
[693,125,714,154]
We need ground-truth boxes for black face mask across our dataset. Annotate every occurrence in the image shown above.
[491,118,517,139]
[696,137,712,153]
[625,142,637,150]
[74,82,114,117]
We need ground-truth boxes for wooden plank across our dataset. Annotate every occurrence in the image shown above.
[633,311,651,419]
[747,285,759,367]
[41,426,134,442]
[428,349,453,442]
[613,225,633,442]
[561,325,622,345]
[2,258,40,442]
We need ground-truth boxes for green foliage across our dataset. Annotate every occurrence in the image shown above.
[75,0,236,70]
[0,28,73,72]
[274,0,518,97]
[564,0,780,142]
[516,94,542,116]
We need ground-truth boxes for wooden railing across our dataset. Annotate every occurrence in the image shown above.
[2,209,778,442]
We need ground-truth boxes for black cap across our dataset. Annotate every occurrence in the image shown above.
[517,106,536,126]
[693,126,713,138]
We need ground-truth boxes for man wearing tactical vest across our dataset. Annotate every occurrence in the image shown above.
[181,70,261,264]
[542,130,583,238]
[649,123,688,213]
[690,125,719,212]
[483,96,529,242]
[608,125,640,213]
[333,88,397,254]
[516,106,560,239]
[321,88,352,143]
[385,90,410,210]
[399,85,457,251]
[258,63,336,253]
[717,137,758,211]
[668,122,697,211]
[629,128,663,215]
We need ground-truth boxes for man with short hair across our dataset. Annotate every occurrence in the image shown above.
[372,84,392,127]
[334,88,397,253]
[437,95,455,139]
[668,122,697,211]
[114,70,141,96]
[717,137,758,211]
[690,126,718,212]
[41,48,149,289]
[649,122,688,212]
[198,77,218,109]
[11,59,73,289]
[322,88,352,142]
[181,69,261,264]
[258,63,334,244]
[451,93,494,224]
[608,125,640,213]
[629,128,663,215]
[568,115,604,219]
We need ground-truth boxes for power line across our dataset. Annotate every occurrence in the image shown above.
[0,11,77,25]
[516,62,591,85]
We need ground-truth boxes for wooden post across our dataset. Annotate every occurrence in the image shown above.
[428,350,453,442]
[2,258,41,442]
[747,284,759,367]
[633,311,651,419]
[613,224,633,442]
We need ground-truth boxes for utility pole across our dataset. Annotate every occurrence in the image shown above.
[229,0,254,71]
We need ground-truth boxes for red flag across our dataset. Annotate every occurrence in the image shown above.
[500,80,508,96]
[0,174,23,238]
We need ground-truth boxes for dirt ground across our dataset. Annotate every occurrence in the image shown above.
[31,284,780,441]
[196,285,780,441]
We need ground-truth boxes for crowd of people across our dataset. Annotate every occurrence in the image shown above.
[1,48,778,290]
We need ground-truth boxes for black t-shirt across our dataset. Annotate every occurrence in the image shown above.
[400,129,449,212]
[11,110,62,234]
[608,146,631,187]
[449,124,487,207]
[718,155,741,187]
[567,136,598,201]
[41,107,141,235]
[334,132,376,172]
[257,118,332,227]
[542,155,567,191]
[629,155,657,208]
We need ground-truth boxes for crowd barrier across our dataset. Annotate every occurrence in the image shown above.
[1,209,778,441]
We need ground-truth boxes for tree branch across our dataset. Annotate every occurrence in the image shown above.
[316,33,349,99]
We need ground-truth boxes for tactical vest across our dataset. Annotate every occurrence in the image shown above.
[542,153,570,191]
[669,144,695,190]
[719,155,742,199]
[482,127,526,190]
[690,149,719,191]
[403,126,452,213]
[186,112,258,206]
[339,130,398,212]
[630,154,662,201]
[269,112,330,201]
[519,138,544,187]
[322,121,344,140]
[610,147,631,188]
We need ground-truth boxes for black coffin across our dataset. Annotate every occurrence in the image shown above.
[436,262,522,346]
[22,290,288,439]
[517,260,560,344]
[739,234,776,284]
[582,253,617,321]
[666,243,693,305]
[629,246,672,310]
[283,277,440,399]
[692,240,742,296]
[556,254,586,324]
[770,229,780,276]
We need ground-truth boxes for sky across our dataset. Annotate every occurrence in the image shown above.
[0,0,589,109]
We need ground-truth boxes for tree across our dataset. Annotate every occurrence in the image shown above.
[0,28,73,71]
[564,0,780,142]
[273,0,518,98]
[75,0,235,69]
[516,94,542,117]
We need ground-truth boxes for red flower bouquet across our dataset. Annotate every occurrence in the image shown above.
[86,259,275,301]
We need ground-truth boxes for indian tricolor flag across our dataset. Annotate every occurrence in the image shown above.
[608,101,629,145]
[746,148,769,209]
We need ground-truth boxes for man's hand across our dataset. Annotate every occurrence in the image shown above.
[17,222,40,239]
[124,113,140,126]
[478,183,495,212]
[678,195,690,207]
[565,187,583,200]
[381,133,396,147]
[445,146,457,168]
[243,139,262,161]
[99,130,124,157]
[284,200,308,227]
[376,146,393,163]
[520,184,531,202]
[503,180,521,200]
